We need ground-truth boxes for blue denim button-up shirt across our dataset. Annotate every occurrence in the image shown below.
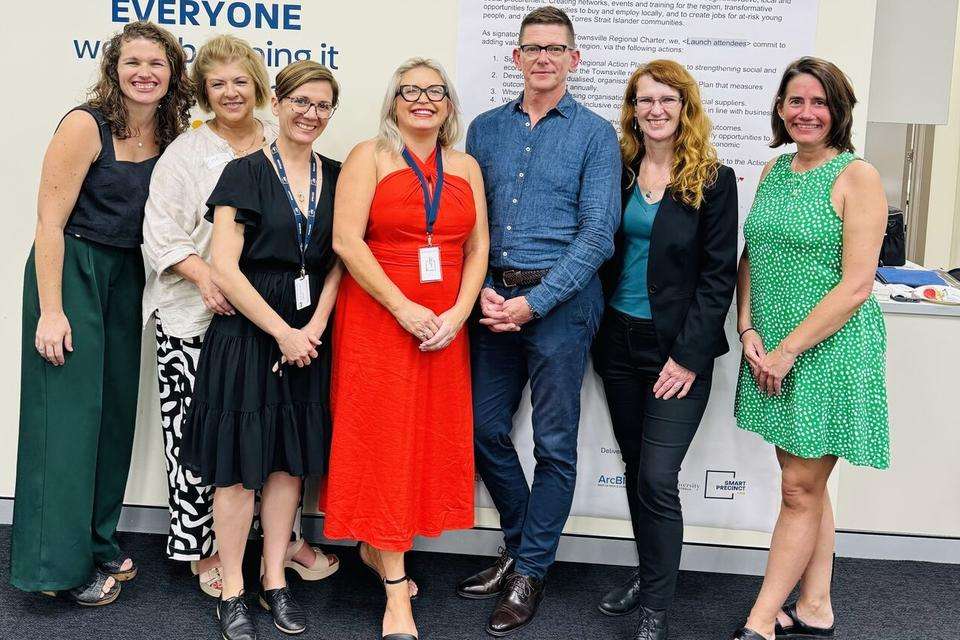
[466,92,621,316]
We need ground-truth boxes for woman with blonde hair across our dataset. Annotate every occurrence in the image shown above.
[143,33,337,600]
[324,57,489,640]
[594,59,738,640]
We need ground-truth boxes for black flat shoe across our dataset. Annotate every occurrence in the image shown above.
[259,585,306,635]
[732,627,770,640]
[775,602,835,638]
[598,570,642,616]
[633,605,668,640]
[218,594,257,640]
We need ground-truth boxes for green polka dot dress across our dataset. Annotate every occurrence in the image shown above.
[735,152,889,469]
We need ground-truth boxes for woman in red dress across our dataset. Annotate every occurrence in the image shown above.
[325,58,489,640]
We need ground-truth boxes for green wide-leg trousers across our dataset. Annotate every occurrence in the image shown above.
[11,236,144,592]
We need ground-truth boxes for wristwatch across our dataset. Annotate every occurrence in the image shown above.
[524,297,541,320]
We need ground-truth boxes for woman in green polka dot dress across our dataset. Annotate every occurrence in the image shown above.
[730,58,889,640]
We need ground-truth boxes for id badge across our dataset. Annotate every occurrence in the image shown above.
[294,274,311,310]
[418,245,442,283]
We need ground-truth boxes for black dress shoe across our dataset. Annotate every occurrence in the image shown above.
[382,635,418,640]
[457,550,515,600]
[259,586,306,635]
[598,570,643,616]
[486,573,544,637]
[775,602,835,638]
[217,595,257,640]
[732,628,770,640]
[633,605,668,640]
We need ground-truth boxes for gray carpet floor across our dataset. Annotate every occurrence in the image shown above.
[0,526,957,639]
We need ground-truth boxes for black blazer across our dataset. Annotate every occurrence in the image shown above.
[598,164,739,375]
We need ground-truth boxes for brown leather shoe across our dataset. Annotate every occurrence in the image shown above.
[456,550,515,600]
[485,573,544,637]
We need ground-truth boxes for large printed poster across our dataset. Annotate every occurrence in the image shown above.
[459,0,820,532]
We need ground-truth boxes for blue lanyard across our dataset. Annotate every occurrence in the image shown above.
[401,143,444,244]
[270,141,318,273]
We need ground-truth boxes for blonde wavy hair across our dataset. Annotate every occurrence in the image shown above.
[377,57,463,153]
[620,60,718,209]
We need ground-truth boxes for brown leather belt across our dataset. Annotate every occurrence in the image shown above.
[490,268,549,287]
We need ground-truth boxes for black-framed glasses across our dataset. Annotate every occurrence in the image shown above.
[518,44,573,59]
[284,96,336,118]
[396,84,449,102]
[632,95,682,110]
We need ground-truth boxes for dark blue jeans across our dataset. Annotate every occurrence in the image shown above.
[470,276,603,580]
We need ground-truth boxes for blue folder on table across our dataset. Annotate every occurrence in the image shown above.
[875,267,945,287]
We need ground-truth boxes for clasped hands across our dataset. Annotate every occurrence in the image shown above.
[273,319,326,372]
[477,287,533,332]
[394,300,465,352]
[741,330,797,396]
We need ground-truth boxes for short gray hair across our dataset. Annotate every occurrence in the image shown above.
[377,58,464,153]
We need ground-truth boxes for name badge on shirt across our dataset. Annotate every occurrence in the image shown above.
[294,274,311,310]
[418,245,442,283]
[205,152,234,169]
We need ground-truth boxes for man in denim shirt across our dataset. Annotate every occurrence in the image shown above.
[456,6,621,636]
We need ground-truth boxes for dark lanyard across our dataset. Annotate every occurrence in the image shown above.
[401,143,444,244]
[270,140,318,274]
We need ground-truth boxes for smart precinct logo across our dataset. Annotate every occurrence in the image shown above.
[704,470,748,500]
[596,473,626,488]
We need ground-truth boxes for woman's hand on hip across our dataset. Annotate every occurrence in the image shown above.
[198,273,235,315]
[35,311,73,366]
[419,308,466,352]
[741,330,767,379]
[393,299,441,342]
[276,326,320,368]
[653,357,696,400]
[756,345,797,396]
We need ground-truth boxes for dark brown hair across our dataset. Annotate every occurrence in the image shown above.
[88,21,193,150]
[274,60,340,107]
[519,6,575,46]
[770,56,857,152]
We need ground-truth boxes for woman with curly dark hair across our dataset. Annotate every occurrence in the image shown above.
[10,20,192,606]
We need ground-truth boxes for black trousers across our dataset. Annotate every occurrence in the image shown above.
[594,308,713,610]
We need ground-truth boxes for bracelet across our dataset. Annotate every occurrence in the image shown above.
[738,327,757,341]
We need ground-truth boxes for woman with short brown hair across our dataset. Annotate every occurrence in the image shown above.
[731,56,889,640]
[180,60,343,640]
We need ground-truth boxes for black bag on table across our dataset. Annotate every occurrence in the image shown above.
[879,206,906,267]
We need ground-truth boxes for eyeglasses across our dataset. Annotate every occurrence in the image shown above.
[396,84,449,102]
[518,44,573,59]
[284,96,336,118]
[632,95,682,111]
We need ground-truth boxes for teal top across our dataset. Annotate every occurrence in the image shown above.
[610,186,660,319]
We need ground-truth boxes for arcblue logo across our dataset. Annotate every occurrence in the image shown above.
[596,473,625,487]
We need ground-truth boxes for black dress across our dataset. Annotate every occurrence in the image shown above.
[182,150,339,490]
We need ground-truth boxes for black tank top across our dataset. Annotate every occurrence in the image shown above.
[62,104,158,248]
